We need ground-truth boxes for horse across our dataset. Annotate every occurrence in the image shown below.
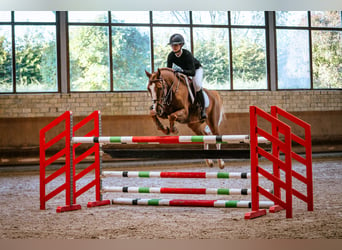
[145,67,225,169]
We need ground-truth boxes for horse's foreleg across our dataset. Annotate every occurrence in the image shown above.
[152,115,170,135]
[168,109,188,134]
[168,114,178,134]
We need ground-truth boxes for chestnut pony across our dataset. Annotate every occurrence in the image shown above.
[145,67,225,169]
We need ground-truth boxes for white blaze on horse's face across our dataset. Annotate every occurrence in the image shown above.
[149,82,157,115]
[149,82,157,102]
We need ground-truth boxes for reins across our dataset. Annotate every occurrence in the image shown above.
[163,76,180,106]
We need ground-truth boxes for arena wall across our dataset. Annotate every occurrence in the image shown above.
[0,90,341,165]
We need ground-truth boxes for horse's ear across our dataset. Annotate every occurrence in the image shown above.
[145,70,152,78]
[157,68,161,77]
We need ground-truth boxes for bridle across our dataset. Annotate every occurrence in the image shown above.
[148,72,180,116]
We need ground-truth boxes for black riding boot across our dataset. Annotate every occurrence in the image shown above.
[196,89,207,120]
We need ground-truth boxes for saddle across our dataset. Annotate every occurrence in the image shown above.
[176,73,196,104]
[176,73,209,108]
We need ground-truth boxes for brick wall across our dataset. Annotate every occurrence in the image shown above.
[1,90,341,164]
[0,90,341,118]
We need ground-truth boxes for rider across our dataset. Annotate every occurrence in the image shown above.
[167,33,207,120]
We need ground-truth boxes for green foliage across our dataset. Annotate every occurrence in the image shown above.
[154,45,169,70]
[112,27,151,90]
[15,33,43,85]
[69,25,150,91]
[311,27,342,88]
[69,26,110,91]
[194,39,229,86]
[0,28,57,92]
[233,38,266,82]
[0,35,12,91]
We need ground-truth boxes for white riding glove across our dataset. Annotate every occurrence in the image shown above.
[172,63,184,73]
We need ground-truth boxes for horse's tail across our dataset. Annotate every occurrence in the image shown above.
[206,89,225,134]
[218,103,225,126]
[217,94,225,127]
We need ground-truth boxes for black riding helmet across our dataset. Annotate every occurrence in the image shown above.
[168,33,185,45]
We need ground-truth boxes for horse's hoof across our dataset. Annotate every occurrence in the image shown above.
[218,160,225,169]
[164,127,170,135]
[158,127,170,135]
[206,159,214,168]
[171,126,178,134]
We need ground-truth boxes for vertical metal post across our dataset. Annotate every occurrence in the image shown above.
[245,106,267,219]
[98,111,103,202]
[87,111,111,208]
[271,106,281,200]
[266,11,277,91]
[69,112,74,206]
[39,128,46,210]
[305,126,314,211]
[58,11,69,93]
[284,125,293,218]
[250,106,259,212]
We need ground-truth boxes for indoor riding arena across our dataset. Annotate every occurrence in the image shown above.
[0,10,342,242]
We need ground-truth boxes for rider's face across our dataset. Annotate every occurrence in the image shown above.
[171,44,181,53]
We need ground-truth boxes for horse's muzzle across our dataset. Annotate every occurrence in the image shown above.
[150,102,164,117]
[156,103,165,116]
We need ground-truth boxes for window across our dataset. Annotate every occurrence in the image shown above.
[69,25,110,91]
[111,11,151,91]
[68,11,108,23]
[276,11,308,27]
[231,28,267,90]
[231,11,265,26]
[153,27,191,70]
[192,11,228,25]
[111,11,149,24]
[152,11,189,24]
[112,26,151,91]
[152,11,267,91]
[311,11,341,27]
[1,11,341,94]
[193,28,230,89]
[152,11,191,73]
[276,29,311,89]
[68,11,110,91]
[0,25,12,92]
[311,11,342,89]
[0,11,11,22]
[0,11,57,93]
[231,12,267,89]
[276,11,342,89]
[68,11,151,91]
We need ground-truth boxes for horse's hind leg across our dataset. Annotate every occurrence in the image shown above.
[216,143,225,169]
[205,91,225,169]
[168,114,178,134]
[206,119,225,169]
[188,122,214,168]
[204,143,214,168]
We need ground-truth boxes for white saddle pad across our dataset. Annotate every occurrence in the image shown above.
[203,90,209,108]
